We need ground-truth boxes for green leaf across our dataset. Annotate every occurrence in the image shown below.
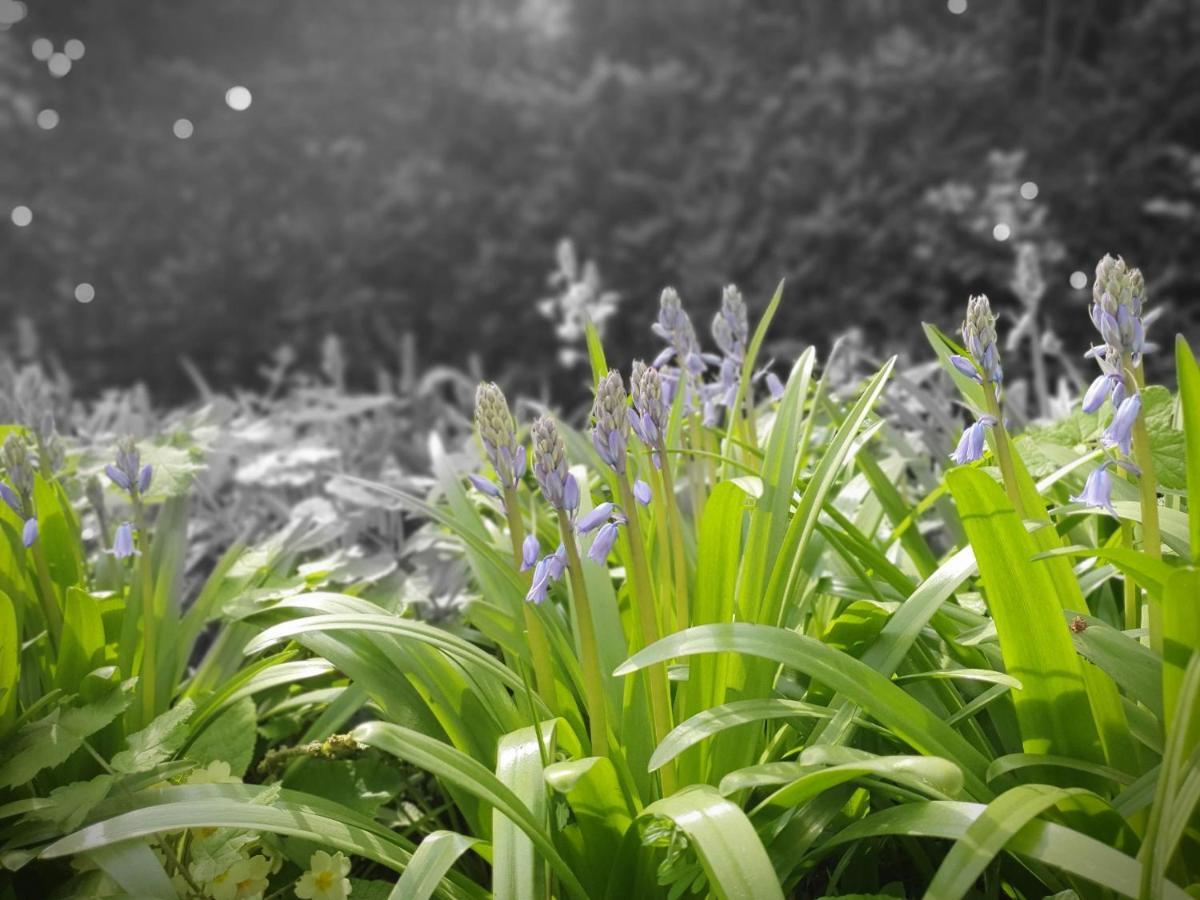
[352,720,589,900]
[56,587,106,693]
[0,682,132,788]
[87,839,178,899]
[26,774,115,831]
[493,722,556,900]
[616,623,993,799]
[946,467,1103,763]
[389,831,485,900]
[757,747,964,810]
[1161,568,1200,742]
[543,756,632,897]
[1176,335,1200,558]
[1067,613,1163,720]
[0,590,18,739]
[112,698,195,775]
[986,753,1135,786]
[1141,384,1187,491]
[640,785,784,900]
[187,696,257,778]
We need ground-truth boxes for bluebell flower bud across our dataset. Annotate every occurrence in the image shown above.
[712,285,748,362]
[577,502,614,534]
[587,521,620,564]
[1102,392,1141,457]
[0,482,20,515]
[1082,373,1123,414]
[521,533,539,571]
[765,372,785,401]
[22,517,38,548]
[949,354,982,384]
[633,479,652,505]
[630,361,667,468]
[2,435,35,499]
[138,464,153,494]
[109,521,137,559]
[107,436,149,497]
[562,473,580,512]
[591,371,630,475]
[1071,463,1117,517]
[531,416,572,510]
[468,474,501,498]
[962,295,1003,384]
[474,382,525,489]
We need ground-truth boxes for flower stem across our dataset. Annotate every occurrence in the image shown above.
[657,463,689,634]
[504,489,559,717]
[555,511,608,758]
[30,542,62,652]
[134,502,158,726]
[617,477,677,796]
[1128,365,1163,653]
[982,382,1027,519]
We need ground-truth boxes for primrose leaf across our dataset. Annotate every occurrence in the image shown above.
[111,698,196,775]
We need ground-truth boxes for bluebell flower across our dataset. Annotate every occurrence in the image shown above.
[468,473,501,498]
[22,517,37,548]
[1091,255,1148,365]
[531,416,573,510]
[949,354,982,383]
[630,361,667,468]
[562,473,580,512]
[547,543,567,581]
[520,533,539,571]
[712,285,748,361]
[591,371,630,475]
[0,482,20,515]
[949,415,997,465]
[1102,393,1141,457]
[961,295,1003,384]
[138,464,153,494]
[765,372,785,401]
[633,479,652,505]
[1082,372,1124,414]
[107,437,152,497]
[109,521,138,559]
[526,557,552,604]
[1071,463,1117,516]
[587,521,620,563]
[576,502,614,534]
[651,288,705,411]
[2,435,35,500]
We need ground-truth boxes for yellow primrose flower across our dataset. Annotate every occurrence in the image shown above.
[294,850,352,900]
[208,854,272,900]
[187,760,242,785]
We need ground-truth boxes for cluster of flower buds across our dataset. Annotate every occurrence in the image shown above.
[531,416,579,512]
[591,371,630,475]
[630,361,667,468]
[33,413,65,475]
[651,288,707,411]
[470,383,527,496]
[1089,254,1147,366]
[950,294,1003,386]
[0,435,38,547]
[106,437,153,497]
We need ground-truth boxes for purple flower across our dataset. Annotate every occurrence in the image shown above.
[591,371,630,475]
[961,295,1003,384]
[137,464,153,494]
[526,557,552,604]
[1071,463,1117,516]
[765,372,785,401]
[577,502,614,534]
[1102,393,1141,457]
[587,521,620,564]
[949,415,996,465]
[0,482,20,515]
[1091,255,1149,365]
[1082,373,1125,414]
[22,517,37,548]
[468,473,501,498]
[633,479,652,505]
[531,416,572,510]
[949,354,982,383]
[105,463,132,492]
[547,543,567,581]
[474,382,525,490]
[109,521,137,559]
[562,473,580,512]
[520,533,539,571]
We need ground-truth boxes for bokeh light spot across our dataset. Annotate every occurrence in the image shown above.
[10,205,32,227]
[992,223,1011,241]
[36,108,59,130]
[48,52,71,77]
[63,38,85,60]
[31,37,52,60]
[225,86,252,111]
[947,0,967,14]
[173,118,194,139]
[1069,270,1088,290]
[74,283,95,304]
[0,0,27,26]
[1020,181,1039,200]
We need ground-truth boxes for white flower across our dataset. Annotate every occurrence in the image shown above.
[294,850,352,900]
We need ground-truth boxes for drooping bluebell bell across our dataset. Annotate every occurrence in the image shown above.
[1071,463,1117,517]
[109,521,138,559]
[630,361,667,468]
[520,533,540,571]
[591,371,630,476]
[1102,393,1141,457]
[468,473,501,498]
[106,437,153,498]
[1082,372,1125,414]
[633,479,652,505]
[961,295,1003,384]
[525,543,567,603]
[576,502,615,534]
[473,382,527,492]
[587,521,620,564]
[949,415,997,465]
[1090,255,1148,365]
[531,415,577,512]
[22,518,38,548]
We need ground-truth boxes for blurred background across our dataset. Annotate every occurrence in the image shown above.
[2,0,1199,403]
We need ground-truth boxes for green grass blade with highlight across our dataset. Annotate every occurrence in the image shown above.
[389,832,485,900]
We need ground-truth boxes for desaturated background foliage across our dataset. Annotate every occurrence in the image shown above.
[2,0,1200,396]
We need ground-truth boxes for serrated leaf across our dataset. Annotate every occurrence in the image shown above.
[187,696,256,778]
[26,774,115,831]
[112,698,196,775]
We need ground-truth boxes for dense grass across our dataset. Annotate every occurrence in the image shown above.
[1,269,1197,899]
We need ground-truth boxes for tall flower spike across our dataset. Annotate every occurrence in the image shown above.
[712,284,748,362]
[962,294,1002,384]
[474,382,525,490]
[531,415,575,511]
[591,371,630,475]
[2,435,34,499]
[630,360,667,468]
[1091,255,1148,365]
[652,287,705,377]
[107,436,152,497]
